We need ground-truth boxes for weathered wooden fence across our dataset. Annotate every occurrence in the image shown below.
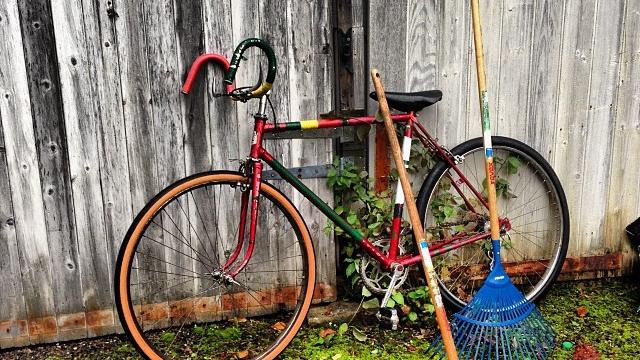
[0,0,335,348]
[2,0,639,351]
[366,0,639,275]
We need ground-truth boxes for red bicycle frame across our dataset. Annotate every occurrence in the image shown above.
[182,53,495,276]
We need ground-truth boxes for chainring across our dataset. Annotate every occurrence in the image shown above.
[360,238,410,295]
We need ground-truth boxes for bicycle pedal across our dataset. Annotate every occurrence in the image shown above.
[376,308,399,330]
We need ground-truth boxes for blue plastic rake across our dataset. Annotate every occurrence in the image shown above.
[426,241,556,359]
[425,1,557,358]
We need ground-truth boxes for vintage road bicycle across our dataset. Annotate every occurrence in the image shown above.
[114,38,569,359]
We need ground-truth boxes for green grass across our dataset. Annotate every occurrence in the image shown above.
[539,277,640,359]
[2,278,638,359]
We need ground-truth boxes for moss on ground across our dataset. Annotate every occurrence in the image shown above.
[539,277,640,359]
[0,278,638,359]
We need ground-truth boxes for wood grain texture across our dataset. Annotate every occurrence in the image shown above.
[287,0,336,301]
[367,0,407,191]
[0,0,57,342]
[113,0,167,329]
[176,0,209,175]
[351,0,366,109]
[553,0,597,257]
[81,0,133,276]
[406,0,438,147]
[605,0,640,270]
[526,0,565,160]
[495,0,535,139]
[576,0,624,254]
[0,121,29,348]
[436,0,472,146]
[205,0,237,171]
[466,0,503,140]
[366,1,637,268]
[50,0,114,336]
[16,0,84,340]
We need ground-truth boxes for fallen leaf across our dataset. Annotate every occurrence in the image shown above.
[338,323,348,336]
[234,317,248,323]
[271,322,286,331]
[320,328,336,338]
[407,345,417,352]
[362,297,380,309]
[572,342,600,360]
[352,327,367,342]
[576,306,588,317]
[400,305,411,315]
[237,350,249,359]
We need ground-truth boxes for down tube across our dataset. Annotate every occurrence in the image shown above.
[260,150,365,242]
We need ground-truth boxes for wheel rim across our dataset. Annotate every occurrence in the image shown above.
[117,174,313,359]
[425,145,566,308]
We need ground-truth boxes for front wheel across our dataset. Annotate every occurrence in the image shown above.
[417,136,569,309]
[115,171,315,360]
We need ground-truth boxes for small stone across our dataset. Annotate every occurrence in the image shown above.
[307,301,361,326]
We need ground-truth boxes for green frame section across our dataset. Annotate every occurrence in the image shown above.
[264,156,365,242]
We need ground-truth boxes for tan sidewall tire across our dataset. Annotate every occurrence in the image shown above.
[115,172,315,360]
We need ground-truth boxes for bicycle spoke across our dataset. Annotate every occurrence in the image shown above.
[424,141,567,308]
[175,196,220,268]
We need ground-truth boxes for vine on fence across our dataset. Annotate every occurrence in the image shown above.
[325,138,522,323]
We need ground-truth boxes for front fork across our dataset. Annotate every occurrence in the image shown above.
[225,97,269,277]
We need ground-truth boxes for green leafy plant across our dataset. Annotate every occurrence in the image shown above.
[325,152,436,322]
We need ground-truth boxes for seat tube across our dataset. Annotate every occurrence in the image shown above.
[389,118,414,260]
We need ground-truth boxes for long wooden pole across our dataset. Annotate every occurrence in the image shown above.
[470,0,501,244]
[370,70,458,360]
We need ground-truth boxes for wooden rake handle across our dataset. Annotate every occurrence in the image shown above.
[370,69,458,360]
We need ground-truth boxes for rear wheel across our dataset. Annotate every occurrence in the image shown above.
[115,171,315,360]
[417,136,569,309]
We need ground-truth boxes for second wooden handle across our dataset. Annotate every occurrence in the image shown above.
[371,69,458,360]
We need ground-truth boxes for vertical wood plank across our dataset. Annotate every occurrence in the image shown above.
[231,0,260,154]
[553,0,597,257]
[367,0,407,189]
[260,0,293,309]
[604,0,640,269]
[0,122,29,348]
[466,0,504,140]
[115,0,159,209]
[367,0,408,96]
[606,0,640,270]
[143,0,191,309]
[114,0,168,329]
[436,0,472,146]
[81,0,133,289]
[287,0,336,301]
[495,0,535,139]
[204,0,238,171]
[577,0,625,252]
[406,0,438,146]
[315,0,337,300]
[525,0,565,160]
[50,0,115,336]
[0,0,57,343]
[351,0,366,109]
[16,0,85,340]
[175,0,209,175]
